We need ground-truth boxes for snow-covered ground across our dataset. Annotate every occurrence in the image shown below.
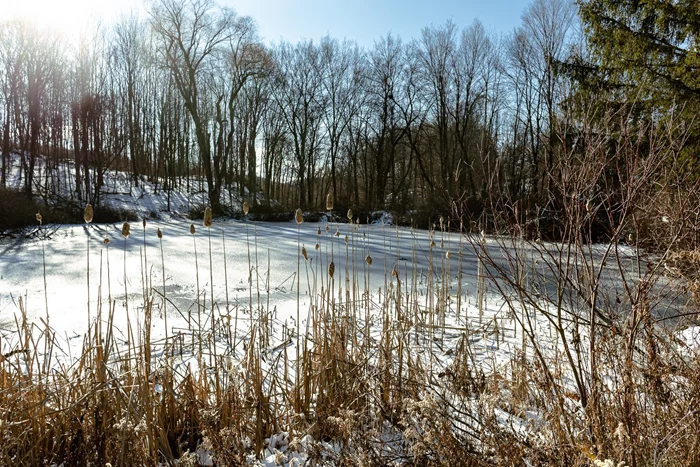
[2,153,699,465]
[0,217,490,359]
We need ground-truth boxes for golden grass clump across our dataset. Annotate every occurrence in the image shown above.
[295,208,303,224]
[84,203,94,223]
[121,222,130,238]
[243,201,249,215]
[204,207,213,227]
[326,192,334,210]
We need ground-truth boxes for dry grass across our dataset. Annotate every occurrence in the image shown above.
[1,204,699,467]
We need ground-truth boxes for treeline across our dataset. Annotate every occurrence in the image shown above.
[1,0,696,230]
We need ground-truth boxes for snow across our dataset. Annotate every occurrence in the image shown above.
[2,153,697,465]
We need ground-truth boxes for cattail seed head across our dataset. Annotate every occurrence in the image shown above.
[347,209,353,221]
[243,201,249,215]
[326,193,334,211]
[366,255,372,265]
[328,261,335,278]
[315,243,320,250]
[103,237,110,245]
[157,228,162,239]
[36,213,42,225]
[317,227,321,236]
[84,204,93,223]
[203,207,213,227]
[301,246,308,260]
[190,224,196,235]
[446,251,452,259]
[325,225,329,233]
[142,218,147,229]
[430,240,436,248]
[121,222,130,238]
[344,235,348,245]
[295,208,303,225]
[335,229,340,237]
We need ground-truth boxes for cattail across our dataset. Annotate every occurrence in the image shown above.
[328,261,335,278]
[326,193,334,211]
[301,246,308,261]
[325,225,330,233]
[243,201,249,215]
[430,240,436,248]
[317,227,321,236]
[335,230,340,237]
[344,235,348,245]
[446,251,452,259]
[295,208,303,224]
[36,213,42,225]
[203,207,212,227]
[347,209,353,221]
[366,255,372,265]
[84,204,93,223]
[142,218,147,229]
[103,237,110,245]
[190,224,196,235]
[121,222,130,238]
[157,228,163,239]
[315,243,320,250]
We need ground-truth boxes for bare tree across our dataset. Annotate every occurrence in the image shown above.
[272,40,326,207]
[507,0,576,201]
[150,0,258,213]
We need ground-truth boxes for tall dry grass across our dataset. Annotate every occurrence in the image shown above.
[1,144,700,467]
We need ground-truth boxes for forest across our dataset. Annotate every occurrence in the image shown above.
[0,0,663,226]
[2,0,697,235]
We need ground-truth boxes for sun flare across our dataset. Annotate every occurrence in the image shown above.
[1,0,142,45]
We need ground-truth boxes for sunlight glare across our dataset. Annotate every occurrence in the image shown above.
[1,0,143,45]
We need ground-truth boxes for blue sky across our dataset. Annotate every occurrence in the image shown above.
[1,0,533,48]
[226,0,533,47]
